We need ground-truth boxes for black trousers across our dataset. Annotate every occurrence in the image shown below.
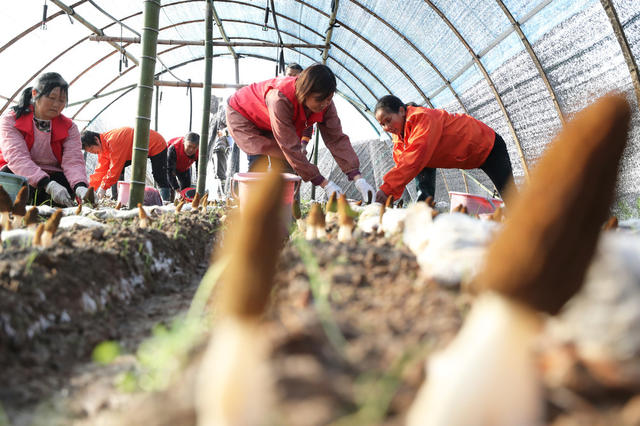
[1,165,73,207]
[111,149,171,199]
[414,133,513,200]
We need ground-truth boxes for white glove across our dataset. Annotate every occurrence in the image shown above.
[323,180,343,199]
[45,181,74,207]
[96,187,107,200]
[354,177,375,203]
[75,186,88,200]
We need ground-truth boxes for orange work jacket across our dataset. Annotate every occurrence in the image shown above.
[89,127,167,190]
[380,106,495,199]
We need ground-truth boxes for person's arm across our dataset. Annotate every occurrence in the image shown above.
[166,146,180,190]
[267,91,324,185]
[379,116,443,199]
[0,111,50,188]
[89,149,110,190]
[316,102,361,180]
[59,122,88,191]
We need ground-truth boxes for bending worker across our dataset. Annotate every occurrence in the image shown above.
[81,127,171,202]
[373,95,513,203]
[167,132,199,195]
[226,63,374,201]
[0,72,88,206]
[285,63,314,155]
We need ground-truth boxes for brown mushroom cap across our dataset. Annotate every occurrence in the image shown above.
[12,186,28,216]
[307,203,326,227]
[44,209,63,233]
[474,94,631,315]
[0,186,13,213]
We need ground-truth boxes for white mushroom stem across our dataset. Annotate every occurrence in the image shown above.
[407,292,544,426]
[1,212,11,231]
[337,223,353,242]
[305,224,326,240]
[196,317,273,426]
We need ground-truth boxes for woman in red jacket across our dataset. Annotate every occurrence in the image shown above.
[373,95,513,203]
[226,63,374,201]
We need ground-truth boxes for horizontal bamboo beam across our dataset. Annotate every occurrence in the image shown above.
[154,80,246,89]
[89,35,323,48]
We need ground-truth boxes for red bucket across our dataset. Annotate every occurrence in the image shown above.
[231,172,301,212]
[449,191,504,215]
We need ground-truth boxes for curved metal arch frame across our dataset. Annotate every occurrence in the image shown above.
[214,0,395,104]
[71,65,138,120]
[211,0,239,60]
[221,20,379,105]
[0,0,88,56]
[599,0,640,108]
[0,9,143,115]
[70,23,383,128]
[495,0,566,125]
[348,0,466,111]
[73,33,373,116]
[85,52,381,136]
[290,0,431,105]
[156,14,391,109]
[423,0,530,180]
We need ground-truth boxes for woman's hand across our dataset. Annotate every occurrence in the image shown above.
[354,178,375,203]
[96,186,107,200]
[45,181,74,206]
[323,180,343,199]
[75,186,89,200]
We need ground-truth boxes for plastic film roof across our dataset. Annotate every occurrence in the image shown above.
[2,0,640,210]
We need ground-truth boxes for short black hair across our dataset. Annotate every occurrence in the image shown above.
[80,130,101,150]
[374,95,405,115]
[286,63,303,73]
[184,132,200,144]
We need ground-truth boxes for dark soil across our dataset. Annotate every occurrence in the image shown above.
[2,215,638,425]
[0,210,220,423]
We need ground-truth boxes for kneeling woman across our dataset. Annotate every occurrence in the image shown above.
[226,63,374,201]
[0,72,89,206]
[374,95,513,203]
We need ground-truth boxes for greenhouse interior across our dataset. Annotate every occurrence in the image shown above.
[1,0,640,424]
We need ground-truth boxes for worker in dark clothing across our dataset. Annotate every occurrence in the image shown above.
[167,132,199,197]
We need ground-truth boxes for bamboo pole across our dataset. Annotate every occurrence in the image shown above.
[196,0,214,195]
[129,0,161,208]
[154,80,245,89]
[89,35,323,48]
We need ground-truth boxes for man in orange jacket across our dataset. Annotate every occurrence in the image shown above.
[81,127,171,202]
[373,95,513,203]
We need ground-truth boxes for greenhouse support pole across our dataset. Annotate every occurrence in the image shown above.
[129,0,160,208]
[196,0,214,195]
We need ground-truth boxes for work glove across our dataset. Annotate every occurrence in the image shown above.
[75,186,89,201]
[45,181,74,207]
[375,189,388,204]
[323,180,343,200]
[354,177,375,203]
[96,186,107,200]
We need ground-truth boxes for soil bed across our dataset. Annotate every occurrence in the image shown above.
[0,210,220,423]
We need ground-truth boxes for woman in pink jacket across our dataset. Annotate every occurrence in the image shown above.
[0,72,88,206]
